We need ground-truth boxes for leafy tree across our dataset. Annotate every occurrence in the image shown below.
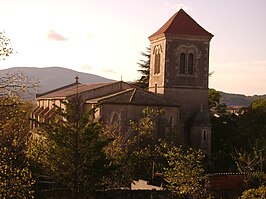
[0,31,38,98]
[163,146,208,198]
[0,98,35,198]
[206,95,266,173]
[251,98,266,111]
[0,147,35,198]
[135,47,150,89]
[0,31,13,60]
[29,101,112,198]
[208,88,226,115]
[208,88,220,108]
[232,147,265,188]
[0,31,36,198]
[233,99,266,151]
[102,108,170,187]
[206,113,238,172]
[240,185,266,199]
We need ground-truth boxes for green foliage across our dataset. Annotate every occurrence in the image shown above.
[102,108,170,187]
[163,146,207,198]
[135,47,150,89]
[0,31,13,60]
[207,92,266,173]
[208,88,220,108]
[29,101,112,197]
[251,98,266,110]
[206,113,238,172]
[232,147,265,188]
[0,98,35,198]
[240,185,266,199]
[208,88,227,115]
[234,103,266,151]
[0,147,35,198]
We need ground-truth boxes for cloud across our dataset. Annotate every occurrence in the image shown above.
[47,30,68,41]
[80,64,92,71]
[85,33,94,39]
[101,67,118,74]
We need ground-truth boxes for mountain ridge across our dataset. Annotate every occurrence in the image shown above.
[0,67,265,106]
[0,66,114,94]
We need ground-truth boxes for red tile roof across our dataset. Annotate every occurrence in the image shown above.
[149,9,213,39]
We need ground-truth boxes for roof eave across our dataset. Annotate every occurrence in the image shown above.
[149,32,213,42]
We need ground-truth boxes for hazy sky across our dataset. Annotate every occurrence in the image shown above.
[0,0,265,95]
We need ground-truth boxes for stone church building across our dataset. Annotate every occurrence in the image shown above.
[32,9,213,153]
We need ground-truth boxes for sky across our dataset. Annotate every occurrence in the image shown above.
[0,0,265,96]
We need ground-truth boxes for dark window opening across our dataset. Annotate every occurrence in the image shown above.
[202,130,207,142]
[188,53,194,74]
[154,53,160,74]
[180,53,186,74]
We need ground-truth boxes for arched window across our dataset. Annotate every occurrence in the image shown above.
[180,53,186,74]
[111,112,121,126]
[154,52,160,74]
[177,45,198,76]
[188,53,194,74]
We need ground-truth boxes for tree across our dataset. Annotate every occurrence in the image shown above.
[163,146,208,198]
[233,99,266,151]
[0,147,35,198]
[240,185,266,199]
[0,31,38,99]
[0,31,13,60]
[0,98,35,198]
[102,108,170,187]
[208,88,226,115]
[232,147,265,188]
[135,47,150,89]
[0,33,35,198]
[29,101,112,198]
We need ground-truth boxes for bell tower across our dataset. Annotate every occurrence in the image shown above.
[149,9,213,153]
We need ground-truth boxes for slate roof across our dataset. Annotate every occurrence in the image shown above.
[37,82,114,99]
[149,9,213,39]
[86,88,179,107]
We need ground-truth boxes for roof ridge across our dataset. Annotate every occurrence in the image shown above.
[86,88,135,103]
[129,88,137,103]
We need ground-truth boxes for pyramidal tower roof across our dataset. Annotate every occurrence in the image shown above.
[149,9,213,40]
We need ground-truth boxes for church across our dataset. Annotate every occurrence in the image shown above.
[32,9,213,153]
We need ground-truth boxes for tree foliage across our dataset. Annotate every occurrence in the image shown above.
[240,185,266,199]
[0,31,13,60]
[0,72,38,99]
[163,146,207,198]
[232,147,265,188]
[0,147,35,198]
[29,101,112,198]
[135,47,150,89]
[208,88,226,115]
[0,98,35,198]
[102,108,170,187]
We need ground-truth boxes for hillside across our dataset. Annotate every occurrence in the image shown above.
[220,92,266,107]
[0,67,114,94]
[0,67,265,106]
